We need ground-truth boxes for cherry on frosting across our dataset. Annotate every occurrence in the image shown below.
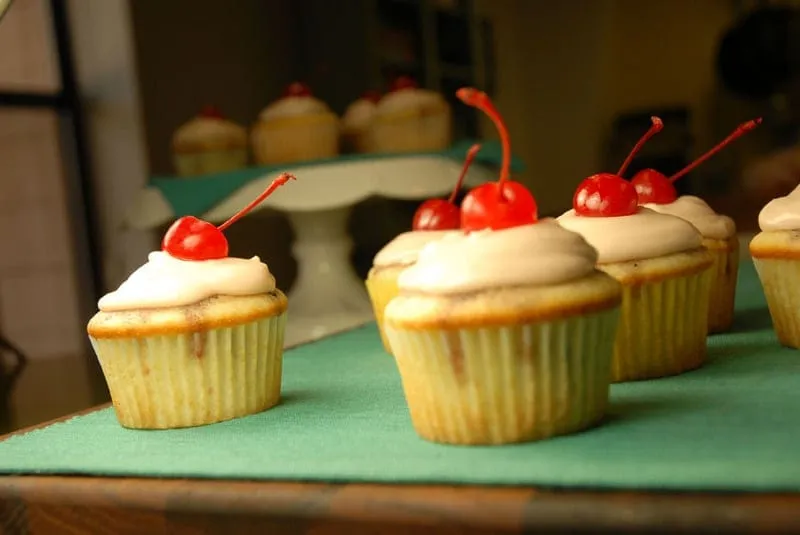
[283,82,312,98]
[390,76,418,92]
[631,118,762,205]
[361,90,382,103]
[412,143,482,231]
[199,105,224,119]
[573,116,663,217]
[456,88,538,231]
[162,173,296,261]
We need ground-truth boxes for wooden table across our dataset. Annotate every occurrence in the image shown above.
[2,408,800,534]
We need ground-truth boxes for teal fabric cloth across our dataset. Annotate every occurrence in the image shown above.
[1,259,799,491]
[152,140,525,217]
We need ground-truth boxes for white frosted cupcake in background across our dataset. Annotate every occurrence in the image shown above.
[341,90,380,153]
[171,106,248,177]
[251,82,340,165]
[750,185,800,348]
[368,76,452,154]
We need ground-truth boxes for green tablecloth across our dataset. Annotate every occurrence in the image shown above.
[1,258,798,492]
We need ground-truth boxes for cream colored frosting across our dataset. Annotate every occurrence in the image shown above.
[557,208,702,264]
[373,230,456,268]
[375,88,446,117]
[342,99,376,133]
[759,184,800,231]
[397,220,598,294]
[259,96,331,121]
[98,251,276,312]
[172,117,247,148]
[644,196,735,240]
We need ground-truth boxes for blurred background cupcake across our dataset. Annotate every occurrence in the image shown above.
[171,105,248,177]
[341,90,381,154]
[250,82,340,165]
[368,76,452,154]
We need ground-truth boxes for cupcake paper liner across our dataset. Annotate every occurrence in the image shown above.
[90,313,286,429]
[611,267,712,382]
[752,257,800,348]
[385,308,619,445]
[173,149,248,177]
[704,237,739,334]
[251,116,339,165]
[365,267,404,355]
[368,109,452,154]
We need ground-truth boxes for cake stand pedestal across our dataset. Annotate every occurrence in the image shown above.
[126,155,494,347]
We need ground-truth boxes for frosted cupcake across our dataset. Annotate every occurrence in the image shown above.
[171,106,248,177]
[341,90,380,153]
[633,118,761,333]
[750,184,800,348]
[87,174,295,429]
[368,76,452,154]
[251,82,339,165]
[559,118,713,382]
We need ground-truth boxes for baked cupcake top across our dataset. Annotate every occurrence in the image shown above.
[397,220,598,294]
[373,230,456,268]
[98,252,275,312]
[258,82,332,122]
[643,196,735,240]
[375,76,447,119]
[342,91,380,134]
[172,106,247,153]
[558,207,701,264]
[759,184,800,231]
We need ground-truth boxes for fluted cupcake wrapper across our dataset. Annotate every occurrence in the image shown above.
[173,149,248,177]
[384,308,620,446]
[90,313,286,429]
[612,269,711,382]
[368,109,452,153]
[706,239,740,334]
[251,117,339,165]
[365,271,401,355]
[752,258,800,348]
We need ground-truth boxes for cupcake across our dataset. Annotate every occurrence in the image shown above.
[341,90,380,153]
[87,174,295,429]
[368,76,452,154]
[250,82,339,165]
[366,144,481,354]
[750,184,800,348]
[383,88,623,446]
[632,118,761,333]
[558,118,714,382]
[171,106,248,177]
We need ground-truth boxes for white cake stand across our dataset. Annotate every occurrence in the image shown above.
[126,155,494,347]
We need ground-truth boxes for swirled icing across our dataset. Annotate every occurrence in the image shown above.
[373,230,456,268]
[375,88,446,117]
[396,220,598,294]
[98,252,276,312]
[759,184,800,231]
[259,96,331,121]
[557,208,702,264]
[644,196,735,240]
[342,99,376,132]
[172,117,247,148]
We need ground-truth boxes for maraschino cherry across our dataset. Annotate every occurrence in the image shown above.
[632,118,762,205]
[573,116,663,217]
[412,143,482,231]
[390,76,418,92]
[457,88,537,231]
[162,173,296,261]
[283,82,312,98]
[199,105,224,119]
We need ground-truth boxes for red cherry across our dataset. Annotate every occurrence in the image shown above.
[283,82,312,98]
[456,88,538,231]
[573,173,639,217]
[162,173,296,261]
[632,117,762,205]
[390,76,418,92]
[413,143,481,231]
[199,105,224,119]
[361,90,382,103]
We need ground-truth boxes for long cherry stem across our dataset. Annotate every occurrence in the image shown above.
[449,143,482,204]
[456,88,510,200]
[669,118,762,183]
[217,173,296,232]
[617,116,663,177]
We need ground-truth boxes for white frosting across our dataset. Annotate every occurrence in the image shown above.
[759,184,800,231]
[375,88,446,117]
[373,230,456,268]
[644,196,735,240]
[259,96,331,121]
[98,252,276,312]
[342,99,376,133]
[557,208,702,264]
[172,117,247,148]
[397,220,598,294]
